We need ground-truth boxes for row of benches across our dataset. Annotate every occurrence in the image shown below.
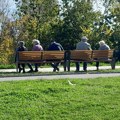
[16,50,116,72]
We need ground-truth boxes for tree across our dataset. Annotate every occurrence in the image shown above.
[0,0,12,40]
[53,0,101,50]
[108,1,120,49]
[0,0,16,64]
[14,0,60,49]
[0,22,14,64]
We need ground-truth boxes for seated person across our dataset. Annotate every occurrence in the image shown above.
[32,39,43,72]
[76,36,92,72]
[15,41,33,73]
[48,41,64,72]
[96,40,110,70]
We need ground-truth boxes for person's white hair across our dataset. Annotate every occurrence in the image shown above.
[81,36,88,42]
[18,41,25,46]
[99,40,105,46]
[32,39,40,45]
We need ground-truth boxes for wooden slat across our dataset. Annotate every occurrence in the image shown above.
[70,50,92,61]
[92,50,114,59]
[43,51,64,60]
[18,51,43,61]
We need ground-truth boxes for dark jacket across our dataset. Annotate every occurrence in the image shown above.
[15,46,27,62]
[48,42,64,51]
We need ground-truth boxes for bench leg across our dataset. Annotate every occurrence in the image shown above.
[16,62,19,72]
[63,62,66,71]
[63,60,70,71]
[67,60,70,71]
[111,58,116,69]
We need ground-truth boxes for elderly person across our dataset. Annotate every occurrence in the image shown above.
[32,39,43,72]
[76,36,92,72]
[15,41,33,73]
[96,40,110,70]
[48,41,64,72]
[98,40,110,50]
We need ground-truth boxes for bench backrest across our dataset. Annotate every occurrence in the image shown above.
[70,50,92,61]
[92,50,114,60]
[43,51,64,60]
[18,51,43,62]
[18,50,114,62]
[18,51,64,62]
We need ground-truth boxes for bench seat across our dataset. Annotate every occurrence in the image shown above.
[66,50,115,71]
[92,50,114,62]
[16,51,65,72]
[16,50,116,72]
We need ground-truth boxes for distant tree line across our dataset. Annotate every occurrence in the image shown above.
[0,0,120,64]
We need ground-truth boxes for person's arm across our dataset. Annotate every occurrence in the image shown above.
[107,45,110,50]
[87,44,92,50]
[24,46,28,51]
[76,43,79,50]
[60,45,64,50]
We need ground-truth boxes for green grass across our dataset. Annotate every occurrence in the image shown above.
[0,77,120,120]
[0,64,15,69]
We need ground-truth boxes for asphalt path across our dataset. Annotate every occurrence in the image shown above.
[0,66,120,82]
[0,73,120,82]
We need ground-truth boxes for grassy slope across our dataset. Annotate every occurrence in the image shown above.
[0,77,120,120]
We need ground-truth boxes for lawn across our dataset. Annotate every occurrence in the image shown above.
[0,77,120,120]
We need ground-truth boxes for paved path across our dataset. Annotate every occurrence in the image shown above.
[0,73,120,82]
[0,66,120,82]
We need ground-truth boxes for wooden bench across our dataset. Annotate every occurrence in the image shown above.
[16,51,65,72]
[18,51,43,63]
[43,51,64,61]
[92,50,114,62]
[66,50,115,71]
[16,50,116,72]
[65,50,93,71]
[92,50,115,70]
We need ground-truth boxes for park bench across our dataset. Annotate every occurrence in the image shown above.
[92,50,114,62]
[65,50,93,71]
[16,50,116,72]
[17,51,43,63]
[92,50,115,70]
[16,51,65,72]
[65,50,115,71]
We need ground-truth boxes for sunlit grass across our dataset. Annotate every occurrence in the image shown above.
[0,77,120,120]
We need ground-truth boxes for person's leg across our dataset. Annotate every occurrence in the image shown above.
[18,63,22,73]
[96,62,99,70]
[51,63,59,72]
[27,63,34,72]
[75,62,80,71]
[21,64,25,73]
[54,62,60,71]
[83,62,87,71]
[35,63,38,72]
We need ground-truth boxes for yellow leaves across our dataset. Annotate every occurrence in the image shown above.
[105,29,113,36]
[30,19,37,29]
[0,37,14,64]
[80,26,92,36]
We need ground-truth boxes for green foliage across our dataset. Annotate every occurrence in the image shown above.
[13,0,120,50]
[51,0,100,49]
[109,2,120,49]
[0,77,120,119]
[0,22,15,64]
[0,0,120,64]
[14,0,60,49]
